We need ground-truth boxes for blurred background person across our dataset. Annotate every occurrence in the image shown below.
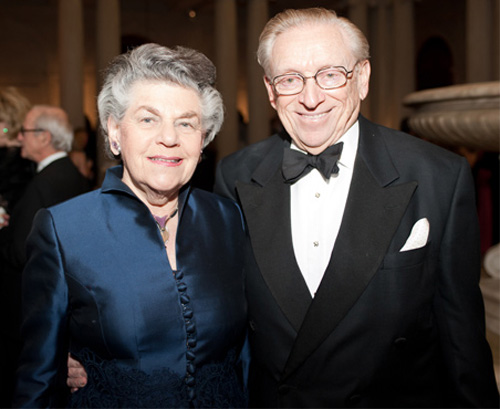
[0,105,90,407]
[14,44,248,408]
[0,87,34,220]
[69,126,95,183]
[69,118,98,188]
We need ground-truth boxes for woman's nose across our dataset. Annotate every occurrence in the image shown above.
[157,123,179,146]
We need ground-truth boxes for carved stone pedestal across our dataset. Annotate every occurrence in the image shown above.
[403,82,500,152]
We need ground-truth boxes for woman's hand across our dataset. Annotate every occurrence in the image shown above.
[67,354,87,393]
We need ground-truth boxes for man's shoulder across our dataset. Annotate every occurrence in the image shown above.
[361,116,464,167]
[222,133,285,164]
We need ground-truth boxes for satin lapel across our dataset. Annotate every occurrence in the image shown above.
[237,170,312,333]
[283,155,418,379]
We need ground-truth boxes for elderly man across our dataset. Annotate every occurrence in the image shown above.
[214,7,499,408]
[0,105,90,407]
[67,8,498,408]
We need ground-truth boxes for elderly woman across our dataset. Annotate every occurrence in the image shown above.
[14,44,248,408]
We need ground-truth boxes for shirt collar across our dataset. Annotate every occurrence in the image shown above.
[289,120,359,171]
[37,151,67,173]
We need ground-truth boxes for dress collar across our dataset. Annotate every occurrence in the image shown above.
[101,165,191,216]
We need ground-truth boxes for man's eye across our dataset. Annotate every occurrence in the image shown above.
[278,76,301,87]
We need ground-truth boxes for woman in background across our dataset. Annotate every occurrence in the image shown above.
[14,43,248,408]
[0,87,33,215]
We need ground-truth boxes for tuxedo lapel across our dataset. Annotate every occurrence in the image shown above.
[282,121,418,378]
[237,148,312,333]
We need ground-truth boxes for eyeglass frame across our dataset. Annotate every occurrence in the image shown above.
[20,127,46,136]
[269,65,357,96]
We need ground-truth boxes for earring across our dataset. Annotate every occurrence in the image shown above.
[112,141,121,154]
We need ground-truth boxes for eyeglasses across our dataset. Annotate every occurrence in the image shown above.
[20,127,45,136]
[270,65,355,96]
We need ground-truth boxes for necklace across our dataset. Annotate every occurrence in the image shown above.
[153,207,178,246]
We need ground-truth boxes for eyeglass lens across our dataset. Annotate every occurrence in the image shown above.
[273,67,349,95]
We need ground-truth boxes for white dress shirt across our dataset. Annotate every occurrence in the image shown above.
[290,121,359,296]
[37,151,67,173]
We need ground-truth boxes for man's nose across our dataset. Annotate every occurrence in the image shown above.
[299,78,325,108]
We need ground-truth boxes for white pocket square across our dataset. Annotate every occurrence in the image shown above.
[400,218,430,252]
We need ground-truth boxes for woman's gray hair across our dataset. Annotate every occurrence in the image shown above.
[97,43,224,158]
[257,8,370,77]
[33,105,73,152]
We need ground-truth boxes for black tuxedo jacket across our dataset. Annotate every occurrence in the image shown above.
[214,116,499,408]
[0,156,90,338]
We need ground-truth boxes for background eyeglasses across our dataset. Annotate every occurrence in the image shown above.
[20,127,45,136]
[271,66,355,96]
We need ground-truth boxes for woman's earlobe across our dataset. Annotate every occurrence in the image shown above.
[111,141,121,154]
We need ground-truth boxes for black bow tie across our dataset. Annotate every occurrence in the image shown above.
[282,142,344,183]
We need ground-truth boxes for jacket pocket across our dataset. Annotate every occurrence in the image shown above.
[380,243,430,270]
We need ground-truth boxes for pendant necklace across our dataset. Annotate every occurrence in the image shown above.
[153,207,178,246]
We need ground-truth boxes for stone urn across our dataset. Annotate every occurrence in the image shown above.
[403,81,500,152]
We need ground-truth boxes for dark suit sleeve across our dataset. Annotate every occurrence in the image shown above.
[0,183,44,269]
[435,157,499,407]
[14,209,70,408]
[214,159,238,201]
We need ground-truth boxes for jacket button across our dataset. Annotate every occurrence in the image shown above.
[278,384,291,395]
[249,320,257,331]
[347,394,361,406]
[394,337,407,347]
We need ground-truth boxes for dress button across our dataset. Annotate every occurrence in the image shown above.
[315,192,321,198]
[313,241,319,247]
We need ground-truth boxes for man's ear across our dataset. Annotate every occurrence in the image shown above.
[107,116,121,155]
[40,130,52,147]
[264,76,278,110]
[357,60,371,101]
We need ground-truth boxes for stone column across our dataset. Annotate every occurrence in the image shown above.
[466,0,493,82]
[96,0,121,183]
[393,0,415,129]
[58,0,84,129]
[215,0,239,160]
[374,0,391,126]
[493,0,500,81]
[96,0,121,87]
[348,0,371,119]
[247,0,270,144]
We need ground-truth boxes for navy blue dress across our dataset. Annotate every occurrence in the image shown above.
[14,166,248,408]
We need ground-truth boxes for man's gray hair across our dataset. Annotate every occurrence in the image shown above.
[257,8,370,77]
[33,105,73,152]
[97,43,224,158]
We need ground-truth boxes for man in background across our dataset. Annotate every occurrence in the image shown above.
[0,105,90,407]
